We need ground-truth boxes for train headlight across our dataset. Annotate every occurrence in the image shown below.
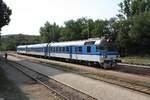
[102,55,107,58]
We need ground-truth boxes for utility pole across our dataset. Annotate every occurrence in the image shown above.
[85,17,89,39]
[87,20,89,39]
[0,32,1,46]
[52,26,54,42]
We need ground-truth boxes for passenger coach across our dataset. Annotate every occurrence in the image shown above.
[26,43,48,56]
[17,45,27,54]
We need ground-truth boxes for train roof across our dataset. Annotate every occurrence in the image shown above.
[17,38,106,48]
[49,38,102,47]
[17,45,26,48]
[27,43,48,48]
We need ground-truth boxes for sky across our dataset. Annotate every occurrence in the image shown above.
[1,0,121,35]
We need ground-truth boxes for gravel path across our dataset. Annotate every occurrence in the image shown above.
[8,55,150,100]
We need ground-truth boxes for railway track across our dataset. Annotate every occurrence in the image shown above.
[39,61,150,95]
[115,63,150,77]
[8,53,150,95]
[7,60,97,100]
[9,53,150,77]
[120,62,150,68]
[119,62,150,69]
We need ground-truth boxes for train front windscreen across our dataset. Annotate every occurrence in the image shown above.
[96,39,117,52]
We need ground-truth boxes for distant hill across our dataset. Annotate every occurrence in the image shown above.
[0,34,41,51]
[1,34,39,39]
[1,34,40,44]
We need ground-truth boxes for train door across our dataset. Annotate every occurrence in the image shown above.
[69,46,72,59]
[75,46,78,60]
[45,45,48,57]
[25,45,27,54]
[48,44,51,57]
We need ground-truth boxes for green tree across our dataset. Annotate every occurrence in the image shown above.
[0,0,12,45]
[119,0,150,18]
[0,0,12,31]
[91,19,109,38]
[129,12,150,53]
[40,22,60,42]
[60,18,87,41]
[115,0,150,55]
[59,18,109,41]
[0,34,40,51]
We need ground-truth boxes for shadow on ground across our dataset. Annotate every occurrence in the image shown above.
[0,57,30,100]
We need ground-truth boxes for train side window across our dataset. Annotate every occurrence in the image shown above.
[66,47,69,52]
[56,47,58,52]
[78,47,82,53]
[52,47,53,52]
[53,47,55,52]
[50,47,52,52]
[51,47,53,52]
[36,48,38,52]
[57,47,59,52]
[62,47,65,52]
[59,47,60,52]
[58,47,60,52]
[54,47,56,52]
[61,47,63,52]
[59,47,61,52]
[87,46,91,53]
[75,47,78,52]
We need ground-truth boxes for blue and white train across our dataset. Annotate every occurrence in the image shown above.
[17,38,120,68]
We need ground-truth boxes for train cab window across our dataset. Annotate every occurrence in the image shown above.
[87,46,91,53]
[96,41,116,52]
[96,45,104,52]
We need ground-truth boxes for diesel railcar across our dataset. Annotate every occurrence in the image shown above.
[17,38,120,68]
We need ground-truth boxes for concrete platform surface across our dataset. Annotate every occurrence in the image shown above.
[8,55,150,100]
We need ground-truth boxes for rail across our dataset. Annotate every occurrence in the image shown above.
[7,60,97,100]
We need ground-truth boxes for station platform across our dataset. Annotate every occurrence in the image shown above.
[8,55,150,100]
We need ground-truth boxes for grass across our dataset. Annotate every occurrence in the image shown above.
[0,66,29,100]
[121,56,150,65]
